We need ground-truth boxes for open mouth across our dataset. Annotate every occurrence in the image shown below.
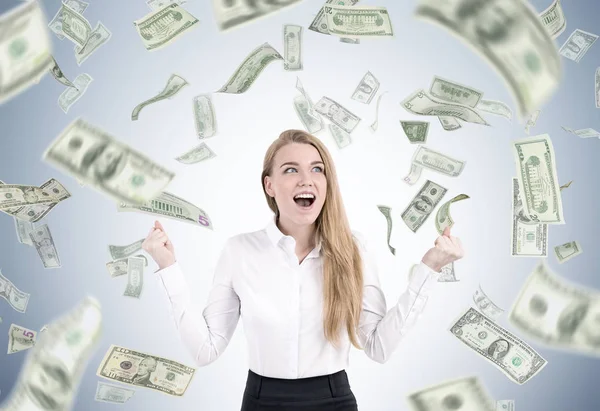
[293,195,316,209]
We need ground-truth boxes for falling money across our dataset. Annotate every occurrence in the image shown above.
[96,345,196,396]
[509,260,600,357]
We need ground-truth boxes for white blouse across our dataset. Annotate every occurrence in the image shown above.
[155,215,440,379]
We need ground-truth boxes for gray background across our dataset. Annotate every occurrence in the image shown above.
[1,0,599,410]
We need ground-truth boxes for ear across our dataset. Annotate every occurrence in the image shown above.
[264,176,273,197]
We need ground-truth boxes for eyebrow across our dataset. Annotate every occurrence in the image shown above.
[280,161,324,168]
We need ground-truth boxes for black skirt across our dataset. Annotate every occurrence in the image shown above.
[240,369,359,411]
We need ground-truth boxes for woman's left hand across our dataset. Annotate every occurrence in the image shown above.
[421,226,465,272]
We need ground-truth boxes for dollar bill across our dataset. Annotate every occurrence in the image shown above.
[416,0,561,119]
[438,262,458,282]
[401,121,429,144]
[96,345,196,396]
[147,0,186,11]
[43,118,175,205]
[402,180,447,233]
[293,94,323,134]
[554,241,582,264]
[509,260,600,356]
[596,67,600,108]
[106,255,148,278]
[340,37,360,44]
[8,324,37,354]
[212,0,302,31]
[217,42,283,94]
[29,224,61,269]
[476,99,513,121]
[109,239,145,260]
[559,29,598,63]
[412,145,466,178]
[309,0,359,36]
[95,381,135,404]
[435,193,469,234]
[323,5,393,38]
[450,307,547,384]
[314,96,361,133]
[524,110,540,135]
[117,191,213,229]
[407,376,495,411]
[49,56,75,88]
[132,74,188,120]
[58,72,93,113]
[48,0,89,40]
[1,296,102,411]
[370,91,387,132]
[0,0,53,105]
[74,22,112,66]
[561,126,600,138]
[496,400,515,411]
[328,124,352,148]
[352,71,379,104]
[403,162,423,186]
[284,25,302,71]
[175,142,217,164]
[559,180,572,191]
[438,116,461,131]
[539,0,566,39]
[14,218,35,246]
[402,89,489,126]
[0,269,30,313]
[473,284,504,321]
[0,178,71,223]
[124,257,145,298]
[295,77,319,121]
[512,134,564,224]
[511,178,548,257]
[60,2,93,47]
[192,94,217,138]
[0,184,58,210]
[133,4,199,51]
[429,76,483,107]
[376,205,395,255]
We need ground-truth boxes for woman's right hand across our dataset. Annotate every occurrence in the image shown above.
[142,220,176,270]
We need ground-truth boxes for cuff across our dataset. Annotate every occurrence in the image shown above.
[408,262,441,294]
[155,261,188,297]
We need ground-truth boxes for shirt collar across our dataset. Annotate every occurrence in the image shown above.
[265,215,322,254]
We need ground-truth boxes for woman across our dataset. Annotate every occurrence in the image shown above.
[143,129,465,410]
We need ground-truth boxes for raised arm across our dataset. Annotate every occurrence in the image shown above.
[144,222,241,367]
[355,232,440,364]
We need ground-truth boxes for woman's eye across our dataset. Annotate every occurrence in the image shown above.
[285,166,323,173]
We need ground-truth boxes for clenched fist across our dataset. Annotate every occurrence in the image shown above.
[421,226,465,272]
[142,220,176,270]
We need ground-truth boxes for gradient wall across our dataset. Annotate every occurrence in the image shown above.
[0,0,599,410]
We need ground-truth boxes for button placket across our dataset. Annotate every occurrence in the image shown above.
[284,241,301,377]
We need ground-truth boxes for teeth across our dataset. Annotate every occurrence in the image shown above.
[294,193,315,199]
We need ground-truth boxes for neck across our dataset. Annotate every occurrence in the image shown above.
[276,215,316,251]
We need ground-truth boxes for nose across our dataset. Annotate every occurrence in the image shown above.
[297,172,314,187]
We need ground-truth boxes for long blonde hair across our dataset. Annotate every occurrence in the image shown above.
[261,129,364,350]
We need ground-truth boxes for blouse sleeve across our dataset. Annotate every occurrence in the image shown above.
[355,232,441,364]
[155,238,241,367]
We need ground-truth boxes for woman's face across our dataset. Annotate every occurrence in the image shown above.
[264,143,327,226]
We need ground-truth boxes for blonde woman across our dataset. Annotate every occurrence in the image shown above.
[143,129,465,410]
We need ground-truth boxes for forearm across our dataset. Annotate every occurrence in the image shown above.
[359,262,439,364]
[156,262,239,367]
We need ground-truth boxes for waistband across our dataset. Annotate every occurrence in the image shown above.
[244,369,352,401]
